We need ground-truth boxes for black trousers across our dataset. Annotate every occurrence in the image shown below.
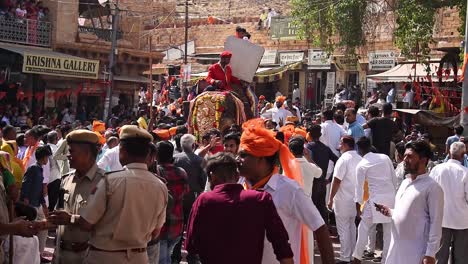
[47,179,61,211]
[436,227,468,264]
[312,178,329,224]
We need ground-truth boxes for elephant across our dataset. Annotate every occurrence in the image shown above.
[188,89,254,141]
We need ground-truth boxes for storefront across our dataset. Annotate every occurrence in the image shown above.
[307,49,333,108]
[0,42,149,122]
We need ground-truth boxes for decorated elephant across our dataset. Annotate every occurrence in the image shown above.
[188,90,255,141]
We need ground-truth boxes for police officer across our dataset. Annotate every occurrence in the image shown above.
[48,129,105,264]
[49,125,168,264]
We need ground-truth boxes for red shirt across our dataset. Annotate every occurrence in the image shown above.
[205,63,240,91]
[157,164,189,240]
[185,183,293,264]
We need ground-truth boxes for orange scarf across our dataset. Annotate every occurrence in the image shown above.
[22,143,38,168]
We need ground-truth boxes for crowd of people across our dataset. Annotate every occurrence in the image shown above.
[0,89,463,264]
[0,0,49,22]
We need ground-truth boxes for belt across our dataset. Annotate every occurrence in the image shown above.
[60,241,89,252]
[89,245,146,253]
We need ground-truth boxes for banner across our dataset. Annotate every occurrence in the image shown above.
[368,51,396,71]
[23,53,100,79]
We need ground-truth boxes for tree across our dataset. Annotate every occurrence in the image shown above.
[290,0,466,60]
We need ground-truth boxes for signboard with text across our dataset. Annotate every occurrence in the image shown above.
[260,50,277,65]
[334,56,359,71]
[325,72,335,95]
[23,53,100,79]
[308,50,331,70]
[279,52,304,65]
[368,51,396,71]
[270,17,298,40]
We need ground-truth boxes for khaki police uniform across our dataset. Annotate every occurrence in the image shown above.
[52,129,104,264]
[81,125,168,264]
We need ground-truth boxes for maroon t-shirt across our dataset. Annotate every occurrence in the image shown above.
[185,183,293,264]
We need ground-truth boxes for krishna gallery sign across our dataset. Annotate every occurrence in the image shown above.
[23,53,100,79]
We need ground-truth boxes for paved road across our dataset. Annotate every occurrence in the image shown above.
[44,232,382,264]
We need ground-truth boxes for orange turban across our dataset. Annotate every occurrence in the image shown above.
[240,118,302,186]
[275,96,286,104]
[169,127,177,136]
[153,129,171,141]
[294,127,307,138]
[92,121,106,133]
[169,104,176,112]
[279,123,295,145]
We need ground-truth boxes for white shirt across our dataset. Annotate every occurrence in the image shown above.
[333,150,362,216]
[355,152,397,223]
[293,88,300,102]
[261,174,325,264]
[296,158,322,196]
[386,174,444,263]
[271,107,292,128]
[320,120,346,156]
[97,147,122,172]
[47,143,61,183]
[429,159,468,229]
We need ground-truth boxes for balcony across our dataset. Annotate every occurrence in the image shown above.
[0,18,51,47]
[78,26,123,42]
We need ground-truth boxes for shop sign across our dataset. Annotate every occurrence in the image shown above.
[308,50,331,70]
[270,17,298,40]
[23,53,100,79]
[279,52,304,66]
[260,50,277,65]
[334,56,359,71]
[368,51,395,71]
[325,72,335,95]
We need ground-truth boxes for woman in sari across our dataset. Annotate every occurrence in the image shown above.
[2,140,25,188]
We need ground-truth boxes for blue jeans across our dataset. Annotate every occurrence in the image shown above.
[159,237,181,264]
[147,241,160,264]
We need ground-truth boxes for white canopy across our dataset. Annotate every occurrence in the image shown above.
[367,63,461,83]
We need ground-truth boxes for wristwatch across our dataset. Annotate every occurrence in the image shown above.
[70,214,78,224]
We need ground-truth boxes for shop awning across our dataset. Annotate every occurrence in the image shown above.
[367,63,461,83]
[114,75,151,83]
[0,43,100,79]
[254,62,302,83]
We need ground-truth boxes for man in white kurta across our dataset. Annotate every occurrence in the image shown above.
[429,142,468,263]
[328,136,362,263]
[353,137,397,263]
[383,140,444,264]
[320,110,346,157]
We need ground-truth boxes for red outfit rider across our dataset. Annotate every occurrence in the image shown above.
[205,51,240,91]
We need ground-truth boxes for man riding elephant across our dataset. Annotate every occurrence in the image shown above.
[205,51,241,92]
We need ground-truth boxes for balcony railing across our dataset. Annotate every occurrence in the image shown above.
[78,26,123,42]
[0,18,51,47]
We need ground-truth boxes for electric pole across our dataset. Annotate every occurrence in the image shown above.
[184,0,188,64]
[104,0,119,121]
[462,0,468,132]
